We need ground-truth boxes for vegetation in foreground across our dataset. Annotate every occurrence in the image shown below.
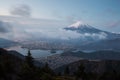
[0,48,120,80]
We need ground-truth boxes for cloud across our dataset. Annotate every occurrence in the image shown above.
[26,28,81,40]
[83,32,107,40]
[50,29,81,40]
[26,28,107,40]
[0,16,108,41]
[0,21,15,40]
[0,21,12,33]
[0,20,31,40]
[10,4,31,17]
[12,27,32,41]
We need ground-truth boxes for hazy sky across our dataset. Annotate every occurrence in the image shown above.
[0,0,120,40]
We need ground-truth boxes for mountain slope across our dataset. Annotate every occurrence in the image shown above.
[36,54,81,69]
[64,21,120,40]
[0,48,24,79]
[36,50,120,69]
[79,38,120,51]
[55,59,120,75]
[0,38,18,48]
[61,50,120,60]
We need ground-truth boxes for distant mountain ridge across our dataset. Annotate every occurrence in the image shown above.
[61,50,120,60]
[79,38,120,51]
[0,38,18,48]
[37,50,120,69]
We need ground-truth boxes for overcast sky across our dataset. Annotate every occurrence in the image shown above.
[0,0,120,40]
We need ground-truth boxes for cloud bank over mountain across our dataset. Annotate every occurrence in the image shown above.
[0,21,12,33]
[26,22,108,40]
[0,18,108,41]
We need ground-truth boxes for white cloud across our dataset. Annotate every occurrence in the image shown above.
[0,16,108,41]
[26,28,81,40]
[83,32,107,40]
[26,28,108,40]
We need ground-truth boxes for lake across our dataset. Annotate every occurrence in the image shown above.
[6,46,63,58]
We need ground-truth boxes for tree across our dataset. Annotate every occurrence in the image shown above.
[58,72,61,76]
[41,63,55,80]
[25,50,34,68]
[0,63,5,79]
[42,63,54,75]
[19,50,40,80]
[64,66,70,75]
[75,64,86,80]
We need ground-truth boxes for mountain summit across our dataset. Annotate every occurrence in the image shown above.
[64,21,102,34]
[67,21,93,29]
[68,21,86,28]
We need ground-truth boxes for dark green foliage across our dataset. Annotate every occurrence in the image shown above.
[1,48,120,80]
[0,48,54,80]
[99,70,119,80]
[19,64,40,80]
[25,50,34,68]
[0,63,5,79]
[19,50,41,80]
[86,72,98,80]
[41,73,54,80]
[58,72,62,76]
[75,64,87,80]
[64,66,70,75]
[0,48,22,80]
[42,62,55,76]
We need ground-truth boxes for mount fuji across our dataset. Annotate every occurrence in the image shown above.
[18,21,120,51]
[64,21,102,34]
[63,21,120,51]
[64,21,120,40]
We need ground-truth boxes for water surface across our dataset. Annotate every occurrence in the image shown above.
[7,46,63,58]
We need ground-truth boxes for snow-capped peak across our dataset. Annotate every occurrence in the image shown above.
[64,21,102,34]
[68,21,91,28]
[69,21,83,28]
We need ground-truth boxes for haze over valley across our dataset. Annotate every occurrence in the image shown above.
[0,0,120,80]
